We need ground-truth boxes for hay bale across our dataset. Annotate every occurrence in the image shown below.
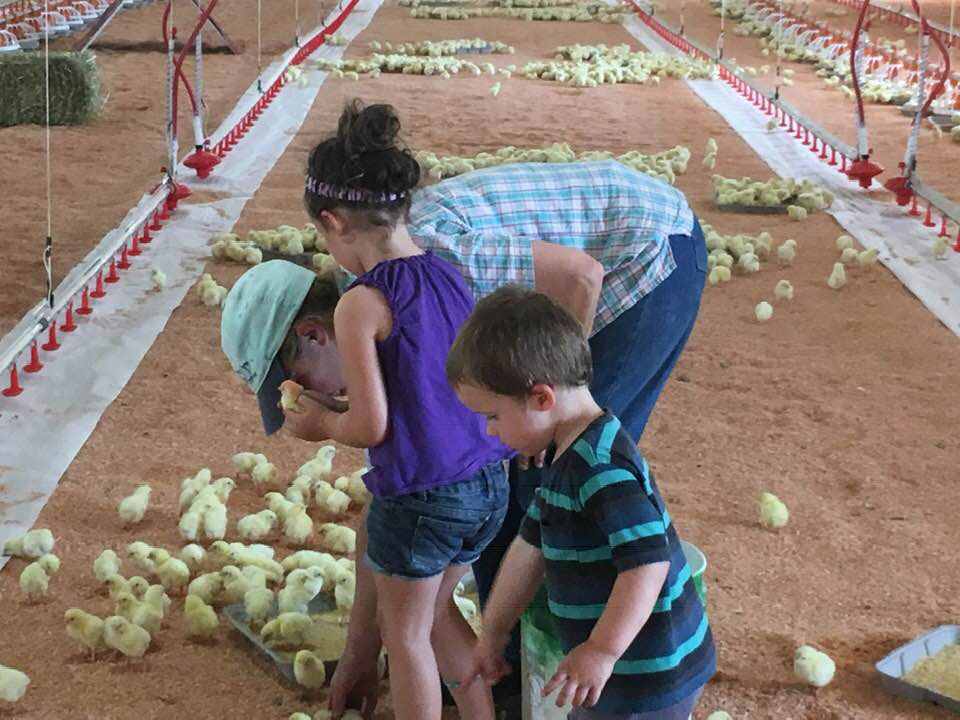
[0,50,101,127]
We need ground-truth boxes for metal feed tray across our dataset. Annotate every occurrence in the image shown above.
[876,625,960,714]
[223,592,342,685]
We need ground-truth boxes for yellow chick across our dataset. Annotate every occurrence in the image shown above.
[0,665,30,703]
[143,585,171,616]
[265,492,298,521]
[777,239,797,265]
[835,234,854,251]
[232,452,268,477]
[933,237,950,259]
[20,561,51,602]
[184,595,220,640]
[114,592,162,636]
[707,266,731,285]
[774,279,794,301]
[128,576,150,599]
[178,544,207,573]
[187,572,223,605]
[318,523,357,554]
[334,470,370,505]
[118,484,152,526]
[104,615,151,660]
[759,492,789,528]
[221,565,268,604]
[293,649,327,689]
[237,509,279,542]
[316,484,351,517]
[126,541,157,575]
[737,252,760,273]
[827,262,846,289]
[155,556,191,594]
[93,549,121,584]
[284,505,315,545]
[3,528,54,559]
[840,247,860,265]
[203,502,228,542]
[754,301,774,322]
[794,645,836,687]
[335,572,356,613]
[105,574,132,601]
[297,445,337,481]
[65,608,106,660]
[282,550,337,573]
[857,248,879,267]
[280,380,306,412]
[706,713,734,720]
[786,205,807,221]
[244,587,275,626]
[36,553,60,575]
[251,462,278,489]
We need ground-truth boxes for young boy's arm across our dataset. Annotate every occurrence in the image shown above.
[542,561,669,708]
[472,535,545,682]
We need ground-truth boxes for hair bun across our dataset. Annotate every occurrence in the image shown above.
[338,100,401,157]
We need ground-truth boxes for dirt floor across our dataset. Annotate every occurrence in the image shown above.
[2,1,960,719]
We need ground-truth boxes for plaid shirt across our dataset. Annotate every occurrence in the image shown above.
[341,160,695,335]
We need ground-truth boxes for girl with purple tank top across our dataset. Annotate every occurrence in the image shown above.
[279,101,511,720]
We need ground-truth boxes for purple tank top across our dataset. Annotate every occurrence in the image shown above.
[349,252,510,498]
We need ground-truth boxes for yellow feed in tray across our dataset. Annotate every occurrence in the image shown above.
[903,644,960,700]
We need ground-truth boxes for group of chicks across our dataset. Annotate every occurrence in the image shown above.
[520,43,714,88]
[407,0,627,22]
[1,443,375,710]
[415,141,692,187]
[712,169,834,216]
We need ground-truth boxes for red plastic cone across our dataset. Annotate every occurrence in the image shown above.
[23,341,43,373]
[2,364,23,397]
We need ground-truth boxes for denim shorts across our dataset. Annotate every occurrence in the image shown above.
[364,461,509,580]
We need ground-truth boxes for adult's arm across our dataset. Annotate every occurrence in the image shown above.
[531,240,604,337]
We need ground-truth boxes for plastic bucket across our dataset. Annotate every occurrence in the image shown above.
[681,540,708,608]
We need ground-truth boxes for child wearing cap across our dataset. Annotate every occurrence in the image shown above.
[221,100,511,720]
[448,286,716,720]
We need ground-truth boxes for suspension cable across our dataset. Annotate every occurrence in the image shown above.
[43,0,53,310]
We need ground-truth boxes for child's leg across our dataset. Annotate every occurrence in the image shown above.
[431,563,495,720]
[372,570,446,720]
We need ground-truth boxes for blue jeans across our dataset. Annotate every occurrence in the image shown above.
[474,220,707,671]
[365,461,509,580]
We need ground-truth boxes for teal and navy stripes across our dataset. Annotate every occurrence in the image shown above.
[518,411,715,714]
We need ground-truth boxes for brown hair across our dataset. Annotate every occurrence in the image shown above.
[278,273,341,372]
[446,286,593,397]
[304,100,421,232]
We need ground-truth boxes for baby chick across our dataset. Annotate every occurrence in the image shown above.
[282,550,337,573]
[318,523,357,554]
[315,483,351,517]
[786,205,807,221]
[754,301,773,322]
[297,445,337,481]
[251,462,278,489]
[777,239,797,265]
[105,574,132,601]
[827,262,846,290]
[334,469,370,505]
[221,565,268,604]
[184,595,219,640]
[115,592,162,636]
[179,468,213,509]
[126,541,157,575]
[20,560,52,602]
[93,549,122,584]
[187,572,223,605]
[118,484,152,526]
[794,645,835,687]
[279,380,305,412]
[706,713,734,720]
[265,492,298,521]
[150,268,167,290]
[178,544,207,573]
[774,279,794,301]
[759,492,789,529]
[293,649,327,689]
[334,572,356,613]
[104,615,151,661]
[203,502,228,542]
[840,247,860,265]
[143,585,172,616]
[857,248,879,267]
[244,587,275,626]
[128,576,150,599]
[3,528,54,559]
[237,509,279,542]
[65,608,105,660]
[0,665,29,703]
[154,554,191,595]
[232,452,268,477]
[835,234,854,251]
[284,505,314,545]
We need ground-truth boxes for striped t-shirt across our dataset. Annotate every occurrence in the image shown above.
[334,160,694,335]
[519,411,715,713]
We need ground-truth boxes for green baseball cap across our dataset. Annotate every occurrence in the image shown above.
[220,260,316,435]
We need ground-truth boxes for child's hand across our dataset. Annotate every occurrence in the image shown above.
[281,391,339,441]
[469,631,513,686]
[543,640,617,708]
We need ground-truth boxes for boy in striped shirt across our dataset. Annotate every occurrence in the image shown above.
[448,286,715,719]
